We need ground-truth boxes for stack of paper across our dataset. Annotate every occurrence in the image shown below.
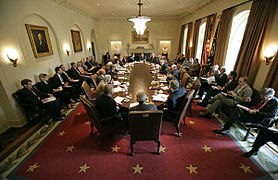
[161,86,169,90]
[114,96,125,103]
[42,96,56,104]
[113,87,125,92]
[118,71,125,75]
[112,81,121,86]
[118,76,126,80]
[129,102,139,108]
[152,94,169,102]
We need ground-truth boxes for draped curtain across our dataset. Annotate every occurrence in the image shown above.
[191,19,201,58]
[233,0,277,86]
[201,14,216,65]
[178,25,186,53]
[185,22,193,58]
[214,8,235,66]
[263,53,278,96]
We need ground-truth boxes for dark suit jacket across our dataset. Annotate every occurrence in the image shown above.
[256,97,278,121]
[68,68,82,80]
[52,74,68,89]
[95,94,117,119]
[159,63,168,75]
[130,103,157,111]
[166,87,187,110]
[17,87,48,108]
[215,73,228,87]
[96,74,104,85]
[36,81,54,94]
[223,79,238,92]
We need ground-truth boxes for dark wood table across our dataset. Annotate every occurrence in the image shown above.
[112,62,168,108]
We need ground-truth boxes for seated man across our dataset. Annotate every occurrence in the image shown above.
[160,80,187,120]
[95,75,111,99]
[130,92,157,111]
[188,58,200,77]
[200,77,253,118]
[213,88,278,135]
[95,84,128,127]
[96,69,106,85]
[18,79,64,122]
[243,123,278,157]
[171,64,180,80]
[198,71,238,107]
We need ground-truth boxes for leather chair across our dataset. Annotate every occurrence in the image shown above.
[80,97,123,147]
[166,90,195,136]
[180,73,190,88]
[81,81,95,102]
[91,74,98,89]
[128,110,163,156]
[188,79,201,116]
[179,68,185,81]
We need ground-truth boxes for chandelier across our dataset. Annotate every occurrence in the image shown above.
[128,0,151,35]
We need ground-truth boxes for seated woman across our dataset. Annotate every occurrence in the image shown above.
[37,73,74,109]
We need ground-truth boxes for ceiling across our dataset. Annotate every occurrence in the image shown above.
[54,0,216,19]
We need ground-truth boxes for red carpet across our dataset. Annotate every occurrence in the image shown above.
[10,103,266,179]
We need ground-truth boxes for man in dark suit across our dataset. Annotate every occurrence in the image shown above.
[18,79,64,121]
[165,80,187,111]
[149,53,157,63]
[130,92,157,111]
[96,69,106,85]
[244,122,278,157]
[198,71,238,107]
[68,62,92,85]
[95,84,128,127]
[213,88,278,135]
[159,57,169,75]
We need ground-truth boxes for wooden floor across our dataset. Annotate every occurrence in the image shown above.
[0,121,44,161]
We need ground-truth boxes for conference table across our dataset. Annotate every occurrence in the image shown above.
[112,62,169,108]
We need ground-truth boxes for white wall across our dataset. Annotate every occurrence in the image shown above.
[98,18,181,60]
[0,0,99,133]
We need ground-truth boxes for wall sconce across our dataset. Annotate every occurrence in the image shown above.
[4,48,19,67]
[264,46,277,65]
[87,43,91,52]
[63,44,71,56]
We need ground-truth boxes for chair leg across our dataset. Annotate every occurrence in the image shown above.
[90,124,94,136]
[130,140,135,156]
[176,125,181,137]
[155,139,160,155]
[243,128,251,141]
[183,116,187,126]
[189,101,193,117]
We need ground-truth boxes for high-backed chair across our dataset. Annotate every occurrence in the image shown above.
[91,74,98,89]
[179,68,185,81]
[180,73,190,88]
[166,90,195,136]
[81,81,95,102]
[188,79,201,116]
[128,110,163,156]
[80,97,123,147]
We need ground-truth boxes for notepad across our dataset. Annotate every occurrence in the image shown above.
[114,96,125,103]
[42,96,56,104]
[236,104,251,111]
[152,94,168,102]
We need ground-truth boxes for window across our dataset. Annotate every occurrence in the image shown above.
[181,27,188,55]
[224,10,250,74]
[196,22,206,60]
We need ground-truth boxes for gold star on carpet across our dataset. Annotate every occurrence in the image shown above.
[159,145,166,153]
[76,112,81,116]
[239,163,253,173]
[58,131,66,136]
[133,164,143,174]
[26,162,39,172]
[189,120,195,125]
[79,163,90,173]
[66,145,76,152]
[84,121,90,125]
[186,164,198,174]
[174,132,183,136]
[111,145,120,152]
[215,133,222,136]
[202,145,212,152]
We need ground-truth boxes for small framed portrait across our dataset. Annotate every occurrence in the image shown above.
[71,30,83,52]
[25,24,53,58]
[131,31,149,44]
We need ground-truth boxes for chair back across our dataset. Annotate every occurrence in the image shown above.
[190,79,201,98]
[129,110,163,141]
[80,97,101,128]
[81,81,94,101]
[178,90,195,124]
[91,74,98,89]
[180,73,190,88]
[179,68,185,81]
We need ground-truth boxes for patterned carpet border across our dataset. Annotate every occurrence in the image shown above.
[0,103,80,179]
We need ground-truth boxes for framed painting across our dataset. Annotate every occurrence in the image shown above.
[131,31,149,44]
[71,30,83,52]
[25,24,53,58]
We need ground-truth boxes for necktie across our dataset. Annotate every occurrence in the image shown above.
[31,90,40,100]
